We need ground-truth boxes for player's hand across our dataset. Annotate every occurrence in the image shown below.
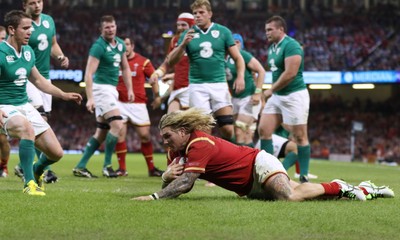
[131,195,154,201]
[263,89,273,100]
[162,73,174,82]
[233,76,245,94]
[149,73,159,84]
[86,99,95,113]
[183,29,195,45]
[162,161,184,183]
[128,90,135,103]
[0,110,7,128]
[62,92,82,105]
[58,56,69,69]
[151,96,162,110]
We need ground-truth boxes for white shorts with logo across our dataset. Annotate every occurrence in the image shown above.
[262,89,310,125]
[232,96,261,120]
[254,134,289,158]
[118,102,150,126]
[168,87,189,109]
[26,80,52,112]
[92,83,119,117]
[0,103,50,136]
[189,83,232,114]
[247,150,288,200]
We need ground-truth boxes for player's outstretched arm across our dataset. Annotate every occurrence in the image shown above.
[29,66,82,104]
[132,172,200,201]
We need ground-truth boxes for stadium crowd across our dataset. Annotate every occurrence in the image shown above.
[1,1,399,164]
[1,1,399,71]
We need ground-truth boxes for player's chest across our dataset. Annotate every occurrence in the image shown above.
[268,45,286,68]
[188,32,226,55]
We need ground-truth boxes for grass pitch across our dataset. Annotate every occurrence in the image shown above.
[0,153,399,240]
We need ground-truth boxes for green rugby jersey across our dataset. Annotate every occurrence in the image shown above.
[89,36,126,86]
[0,42,35,105]
[28,13,55,79]
[225,49,255,98]
[179,23,235,84]
[267,35,306,95]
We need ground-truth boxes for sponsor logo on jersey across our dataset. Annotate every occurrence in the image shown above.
[193,33,200,38]
[30,26,35,32]
[211,30,220,38]
[24,51,32,62]
[107,46,111,52]
[6,55,15,62]
[276,47,281,55]
[43,20,50,29]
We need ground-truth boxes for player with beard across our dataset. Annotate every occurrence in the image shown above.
[150,12,194,113]
[114,36,164,177]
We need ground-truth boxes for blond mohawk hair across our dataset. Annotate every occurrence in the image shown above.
[158,108,216,133]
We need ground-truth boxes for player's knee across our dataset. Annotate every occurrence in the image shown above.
[264,174,293,201]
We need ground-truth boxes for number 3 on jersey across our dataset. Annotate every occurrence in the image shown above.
[37,34,49,51]
[199,41,213,58]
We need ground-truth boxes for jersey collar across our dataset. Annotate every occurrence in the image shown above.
[272,34,287,52]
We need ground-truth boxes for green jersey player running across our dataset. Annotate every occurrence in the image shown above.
[0,10,82,196]
[13,0,70,183]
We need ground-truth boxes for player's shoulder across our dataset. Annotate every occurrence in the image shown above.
[240,49,253,58]
[40,13,55,23]
[283,36,301,48]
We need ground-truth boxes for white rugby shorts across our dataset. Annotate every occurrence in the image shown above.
[262,89,309,125]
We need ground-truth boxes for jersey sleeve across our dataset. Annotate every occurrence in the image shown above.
[285,41,302,57]
[184,139,216,174]
[143,59,156,78]
[241,50,253,65]
[49,15,56,37]
[223,27,235,48]
[89,43,103,60]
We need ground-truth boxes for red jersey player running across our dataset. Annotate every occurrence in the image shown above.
[115,36,164,177]
[150,12,194,113]
[133,108,394,201]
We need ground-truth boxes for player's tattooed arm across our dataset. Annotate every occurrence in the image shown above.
[157,172,200,199]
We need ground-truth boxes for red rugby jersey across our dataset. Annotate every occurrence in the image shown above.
[168,36,189,90]
[117,53,155,103]
[167,130,259,196]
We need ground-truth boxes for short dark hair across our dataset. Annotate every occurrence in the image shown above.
[100,15,115,25]
[4,10,31,34]
[266,15,287,33]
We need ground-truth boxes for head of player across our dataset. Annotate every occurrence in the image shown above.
[158,108,215,152]
[265,15,287,44]
[232,33,244,50]
[191,0,213,30]
[23,0,43,19]
[99,15,117,43]
[176,12,194,35]
[0,26,6,42]
[4,10,32,49]
[122,36,134,58]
